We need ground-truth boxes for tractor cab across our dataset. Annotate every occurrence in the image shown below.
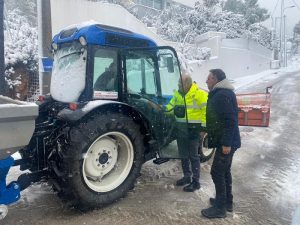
[50,22,188,159]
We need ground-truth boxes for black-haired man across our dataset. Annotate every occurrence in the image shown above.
[201,69,241,218]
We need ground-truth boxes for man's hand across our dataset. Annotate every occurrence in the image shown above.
[200,132,206,139]
[222,146,231,154]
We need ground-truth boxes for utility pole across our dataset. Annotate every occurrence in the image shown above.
[0,0,6,95]
[274,17,281,60]
[37,0,52,95]
[283,15,287,67]
[281,3,295,67]
[271,16,278,60]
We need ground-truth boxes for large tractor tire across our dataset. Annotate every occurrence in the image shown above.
[59,112,144,210]
[199,133,215,163]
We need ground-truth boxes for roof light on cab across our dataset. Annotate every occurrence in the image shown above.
[51,42,58,50]
[79,36,87,46]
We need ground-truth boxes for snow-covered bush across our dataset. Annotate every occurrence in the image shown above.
[154,5,195,43]
[146,1,271,49]
[223,0,269,26]
[5,9,38,72]
[4,9,38,100]
[178,45,211,61]
[243,23,272,49]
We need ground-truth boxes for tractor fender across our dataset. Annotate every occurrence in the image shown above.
[58,100,150,130]
[57,100,156,161]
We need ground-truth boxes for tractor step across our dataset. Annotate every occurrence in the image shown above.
[153,158,169,165]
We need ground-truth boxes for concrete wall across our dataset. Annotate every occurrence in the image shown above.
[191,36,272,89]
[50,0,167,45]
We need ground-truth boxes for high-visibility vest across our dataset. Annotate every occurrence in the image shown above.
[166,83,208,126]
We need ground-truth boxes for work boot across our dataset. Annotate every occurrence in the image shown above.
[176,177,191,186]
[183,179,200,192]
[201,206,226,219]
[209,198,233,212]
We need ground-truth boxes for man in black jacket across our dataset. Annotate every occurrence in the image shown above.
[201,69,241,219]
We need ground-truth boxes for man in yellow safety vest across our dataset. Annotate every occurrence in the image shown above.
[167,73,208,192]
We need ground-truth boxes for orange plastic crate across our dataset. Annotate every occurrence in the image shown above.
[237,93,271,127]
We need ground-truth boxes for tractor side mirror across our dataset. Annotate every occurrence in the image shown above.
[174,105,186,118]
[166,57,174,73]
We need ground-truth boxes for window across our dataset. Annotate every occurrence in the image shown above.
[153,0,162,9]
[126,56,157,95]
[158,48,181,97]
[93,49,118,94]
[140,0,152,8]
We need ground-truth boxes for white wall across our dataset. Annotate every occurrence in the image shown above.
[50,0,166,45]
[191,36,272,89]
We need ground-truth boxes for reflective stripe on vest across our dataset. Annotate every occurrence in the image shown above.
[176,118,202,123]
[176,102,207,110]
[186,102,207,109]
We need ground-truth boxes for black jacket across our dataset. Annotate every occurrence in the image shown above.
[206,79,241,149]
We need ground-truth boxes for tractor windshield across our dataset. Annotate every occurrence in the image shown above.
[50,42,87,103]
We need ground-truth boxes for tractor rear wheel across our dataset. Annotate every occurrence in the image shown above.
[199,133,215,163]
[59,112,144,210]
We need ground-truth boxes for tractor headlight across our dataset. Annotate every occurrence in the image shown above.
[79,36,87,46]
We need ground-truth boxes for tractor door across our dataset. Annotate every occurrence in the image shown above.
[122,47,188,159]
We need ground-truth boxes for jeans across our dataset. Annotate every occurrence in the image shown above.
[211,146,235,208]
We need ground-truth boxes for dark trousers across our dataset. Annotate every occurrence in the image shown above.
[211,147,235,209]
[177,137,200,181]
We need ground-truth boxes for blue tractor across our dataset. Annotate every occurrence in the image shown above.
[1,23,214,214]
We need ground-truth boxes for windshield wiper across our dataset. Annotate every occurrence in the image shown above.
[58,51,83,60]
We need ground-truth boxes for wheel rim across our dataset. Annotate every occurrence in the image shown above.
[82,132,134,192]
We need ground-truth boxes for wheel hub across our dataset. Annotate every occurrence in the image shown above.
[99,152,109,164]
[84,137,118,179]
